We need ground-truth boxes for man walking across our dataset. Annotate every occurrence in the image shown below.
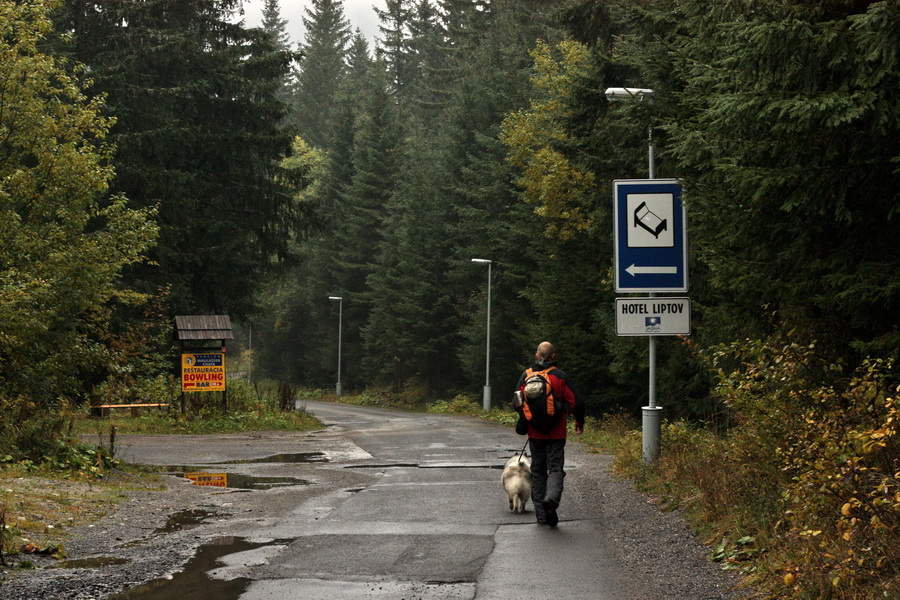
[515,341,585,527]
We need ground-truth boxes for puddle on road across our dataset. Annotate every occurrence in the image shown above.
[346,463,503,470]
[165,468,311,491]
[156,508,216,534]
[345,463,419,469]
[221,452,328,464]
[107,537,284,600]
[164,466,216,475]
[221,474,311,490]
[51,556,129,569]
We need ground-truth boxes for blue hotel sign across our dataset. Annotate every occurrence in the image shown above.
[613,179,688,293]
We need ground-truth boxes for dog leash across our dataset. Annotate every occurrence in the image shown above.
[517,437,529,462]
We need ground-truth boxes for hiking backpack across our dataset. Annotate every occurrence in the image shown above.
[520,366,566,433]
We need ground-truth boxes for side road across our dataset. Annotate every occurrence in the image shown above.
[0,402,750,600]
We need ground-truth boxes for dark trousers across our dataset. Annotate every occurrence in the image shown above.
[529,437,566,519]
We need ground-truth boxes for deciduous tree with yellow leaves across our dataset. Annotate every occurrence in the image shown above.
[0,0,156,456]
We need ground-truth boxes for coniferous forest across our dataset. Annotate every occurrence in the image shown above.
[2,0,900,596]
[0,0,897,419]
[252,0,898,422]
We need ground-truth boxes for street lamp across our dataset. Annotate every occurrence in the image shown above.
[328,296,343,397]
[606,86,663,463]
[604,87,656,178]
[471,259,492,410]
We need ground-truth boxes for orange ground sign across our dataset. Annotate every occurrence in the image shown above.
[183,472,228,487]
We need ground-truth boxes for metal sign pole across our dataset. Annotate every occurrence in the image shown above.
[643,127,663,463]
[471,259,493,410]
[643,297,663,463]
[484,260,492,410]
[337,299,342,397]
[328,296,343,397]
[608,90,688,464]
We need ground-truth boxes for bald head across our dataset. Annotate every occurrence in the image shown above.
[536,341,556,360]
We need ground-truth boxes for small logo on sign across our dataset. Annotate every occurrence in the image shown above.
[645,316,662,332]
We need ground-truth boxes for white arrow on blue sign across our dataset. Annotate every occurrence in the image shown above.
[613,179,688,293]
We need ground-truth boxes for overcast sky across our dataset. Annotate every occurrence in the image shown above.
[241,0,388,47]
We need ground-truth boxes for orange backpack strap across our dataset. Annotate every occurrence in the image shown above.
[521,368,535,420]
[537,366,557,416]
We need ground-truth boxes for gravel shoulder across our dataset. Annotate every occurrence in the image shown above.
[563,442,751,599]
[0,426,752,600]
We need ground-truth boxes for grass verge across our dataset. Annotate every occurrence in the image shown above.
[1,381,325,573]
[0,463,164,569]
[71,405,322,437]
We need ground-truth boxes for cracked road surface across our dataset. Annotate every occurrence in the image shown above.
[3,400,746,600]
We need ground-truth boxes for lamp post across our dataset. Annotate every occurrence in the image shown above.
[328,296,343,397]
[471,259,492,410]
[606,86,662,463]
[604,88,656,178]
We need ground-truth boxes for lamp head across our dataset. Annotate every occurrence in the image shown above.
[328,296,342,301]
[471,258,492,264]
[605,87,655,101]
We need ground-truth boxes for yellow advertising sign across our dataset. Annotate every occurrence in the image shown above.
[181,352,226,392]
[184,472,228,487]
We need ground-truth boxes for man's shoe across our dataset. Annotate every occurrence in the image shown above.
[543,499,559,527]
[544,508,558,527]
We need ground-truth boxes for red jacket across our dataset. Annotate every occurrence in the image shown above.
[516,360,584,439]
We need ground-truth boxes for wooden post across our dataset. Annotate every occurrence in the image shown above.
[179,341,186,415]
[221,342,228,415]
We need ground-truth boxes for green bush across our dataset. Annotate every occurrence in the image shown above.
[700,340,899,598]
[0,395,114,475]
[602,339,899,598]
[331,385,431,410]
[93,374,178,408]
[427,394,482,415]
[764,360,900,598]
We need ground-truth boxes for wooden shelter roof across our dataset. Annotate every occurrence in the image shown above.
[174,315,234,341]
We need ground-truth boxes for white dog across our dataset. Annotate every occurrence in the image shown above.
[501,454,532,513]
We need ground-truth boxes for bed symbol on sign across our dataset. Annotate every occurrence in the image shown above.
[634,202,667,238]
[625,193,674,249]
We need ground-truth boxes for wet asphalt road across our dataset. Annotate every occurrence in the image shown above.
[112,400,638,599]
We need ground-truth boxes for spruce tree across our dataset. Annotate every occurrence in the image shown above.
[632,0,900,359]
[261,0,298,127]
[405,0,446,122]
[328,63,402,388]
[375,0,413,101]
[261,0,291,52]
[363,135,459,392]
[58,0,300,318]
[430,0,568,397]
[293,0,352,150]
